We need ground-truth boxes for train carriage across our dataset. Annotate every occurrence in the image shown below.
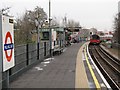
[90,34,101,45]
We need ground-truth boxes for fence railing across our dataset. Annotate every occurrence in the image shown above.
[2,42,50,88]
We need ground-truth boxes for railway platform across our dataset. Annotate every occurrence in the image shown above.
[10,42,85,88]
[9,42,112,89]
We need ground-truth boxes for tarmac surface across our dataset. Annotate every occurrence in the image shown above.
[10,42,85,88]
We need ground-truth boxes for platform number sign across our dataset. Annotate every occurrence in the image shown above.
[1,15,15,72]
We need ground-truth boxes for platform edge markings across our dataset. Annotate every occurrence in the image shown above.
[75,43,89,88]
[84,44,101,89]
[86,44,111,89]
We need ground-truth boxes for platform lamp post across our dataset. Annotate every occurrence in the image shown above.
[35,18,39,60]
[49,0,52,57]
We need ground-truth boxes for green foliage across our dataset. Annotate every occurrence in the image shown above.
[14,30,35,46]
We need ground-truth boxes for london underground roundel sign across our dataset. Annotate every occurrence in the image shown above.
[2,15,15,72]
[4,32,13,62]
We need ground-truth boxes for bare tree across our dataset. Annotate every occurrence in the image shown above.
[15,6,47,45]
[113,13,120,43]
[67,19,80,28]
[0,7,11,15]
[51,16,60,27]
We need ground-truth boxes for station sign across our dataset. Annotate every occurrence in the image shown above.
[1,15,15,72]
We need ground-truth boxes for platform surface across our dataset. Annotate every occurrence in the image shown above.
[10,42,88,88]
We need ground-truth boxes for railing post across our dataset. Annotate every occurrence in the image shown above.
[26,44,29,65]
[44,42,46,56]
[37,42,39,60]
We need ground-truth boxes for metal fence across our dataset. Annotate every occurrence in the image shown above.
[2,42,50,88]
[1,27,65,88]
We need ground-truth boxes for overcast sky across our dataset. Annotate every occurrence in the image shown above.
[1,0,119,31]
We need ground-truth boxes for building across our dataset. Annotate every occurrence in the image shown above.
[89,28,97,35]
[79,28,90,41]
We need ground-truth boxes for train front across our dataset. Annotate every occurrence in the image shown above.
[90,34,100,45]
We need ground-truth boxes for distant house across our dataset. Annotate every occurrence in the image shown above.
[89,28,97,35]
[78,28,98,41]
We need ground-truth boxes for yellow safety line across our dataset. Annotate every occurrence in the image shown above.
[84,45,101,90]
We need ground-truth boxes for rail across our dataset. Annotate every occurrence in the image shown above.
[88,44,120,90]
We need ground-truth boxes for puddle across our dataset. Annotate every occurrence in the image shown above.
[41,61,50,64]
[68,69,75,72]
[35,67,43,71]
[63,48,67,52]
[44,58,54,61]
[100,83,106,87]
[41,57,55,64]
[91,65,95,69]
[43,64,47,67]
[89,82,95,88]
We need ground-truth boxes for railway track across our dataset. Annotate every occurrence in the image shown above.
[88,44,120,90]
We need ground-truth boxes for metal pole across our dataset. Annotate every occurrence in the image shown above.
[0,15,2,90]
[49,0,52,56]
[6,70,9,88]
[37,10,40,60]
[37,26,39,60]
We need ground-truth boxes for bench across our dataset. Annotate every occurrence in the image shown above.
[53,45,64,55]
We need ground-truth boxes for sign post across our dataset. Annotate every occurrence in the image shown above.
[0,14,2,90]
[0,15,15,88]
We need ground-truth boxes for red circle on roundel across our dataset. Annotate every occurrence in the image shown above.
[5,32,13,62]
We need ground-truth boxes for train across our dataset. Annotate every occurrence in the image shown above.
[90,34,101,45]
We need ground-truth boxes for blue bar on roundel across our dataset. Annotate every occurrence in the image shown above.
[4,43,13,51]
